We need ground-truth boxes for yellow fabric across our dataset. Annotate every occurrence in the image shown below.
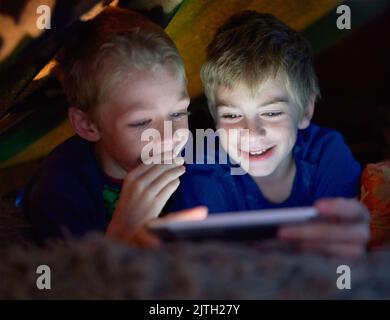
[361,161,390,247]
[3,0,340,167]
[166,0,341,98]
[0,120,73,169]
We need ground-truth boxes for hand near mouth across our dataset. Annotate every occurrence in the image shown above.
[106,153,186,244]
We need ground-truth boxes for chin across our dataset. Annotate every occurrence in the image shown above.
[246,165,276,177]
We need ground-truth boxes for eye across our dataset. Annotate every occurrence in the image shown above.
[169,111,191,120]
[262,112,283,117]
[221,113,242,119]
[128,119,152,128]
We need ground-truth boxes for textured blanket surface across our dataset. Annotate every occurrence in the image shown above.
[1,197,390,299]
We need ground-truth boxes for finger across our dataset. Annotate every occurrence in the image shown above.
[125,155,184,184]
[315,198,370,222]
[147,165,186,198]
[130,227,162,249]
[125,162,157,182]
[124,162,184,197]
[295,241,366,259]
[163,206,208,221]
[278,222,370,244]
[137,158,184,186]
[152,178,181,216]
[159,152,186,165]
[142,148,185,165]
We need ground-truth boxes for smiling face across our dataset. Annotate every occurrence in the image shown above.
[215,74,311,179]
[93,66,190,179]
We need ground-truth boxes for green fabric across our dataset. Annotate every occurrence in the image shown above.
[103,185,121,218]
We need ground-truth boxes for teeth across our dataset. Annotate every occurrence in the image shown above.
[250,148,267,155]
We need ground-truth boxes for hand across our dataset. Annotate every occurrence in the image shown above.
[278,198,370,259]
[110,206,208,248]
[106,156,186,243]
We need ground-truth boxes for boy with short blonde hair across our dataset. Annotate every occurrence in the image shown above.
[169,11,369,258]
[24,7,206,244]
[56,8,186,115]
[201,12,320,122]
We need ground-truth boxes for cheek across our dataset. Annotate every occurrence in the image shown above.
[172,127,190,156]
[173,127,189,144]
[107,127,144,161]
[272,119,298,149]
[172,117,189,131]
[217,120,242,131]
[217,123,241,154]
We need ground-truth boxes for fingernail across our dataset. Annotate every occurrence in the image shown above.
[175,157,185,165]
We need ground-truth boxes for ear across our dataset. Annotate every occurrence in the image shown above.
[298,95,316,130]
[68,107,101,142]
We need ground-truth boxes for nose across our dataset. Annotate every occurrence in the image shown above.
[154,121,174,154]
[155,120,188,156]
[244,117,266,137]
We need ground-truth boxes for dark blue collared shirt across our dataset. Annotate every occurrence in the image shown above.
[167,123,362,214]
[23,124,361,242]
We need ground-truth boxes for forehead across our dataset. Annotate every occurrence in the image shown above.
[101,66,188,115]
[215,73,290,106]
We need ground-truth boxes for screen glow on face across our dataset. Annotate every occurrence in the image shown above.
[94,67,190,178]
[215,76,301,178]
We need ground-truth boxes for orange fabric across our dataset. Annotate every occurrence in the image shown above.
[361,161,390,247]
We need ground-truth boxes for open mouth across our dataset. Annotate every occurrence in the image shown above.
[249,148,270,156]
[242,146,275,161]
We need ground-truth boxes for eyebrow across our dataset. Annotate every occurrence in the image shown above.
[215,99,236,108]
[121,90,189,114]
[216,96,289,109]
[261,96,289,106]
[128,103,152,110]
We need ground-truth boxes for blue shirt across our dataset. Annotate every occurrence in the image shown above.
[23,124,361,241]
[167,124,362,214]
[23,136,116,242]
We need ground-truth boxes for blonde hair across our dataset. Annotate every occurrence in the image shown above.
[201,10,320,120]
[55,7,186,113]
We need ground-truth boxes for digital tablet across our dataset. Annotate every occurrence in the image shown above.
[147,207,318,242]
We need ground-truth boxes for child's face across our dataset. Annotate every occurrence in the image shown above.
[215,74,308,178]
[94,66,190,178]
